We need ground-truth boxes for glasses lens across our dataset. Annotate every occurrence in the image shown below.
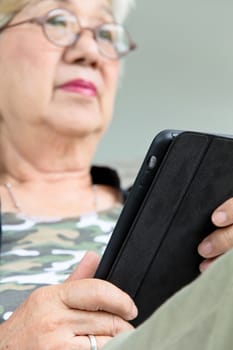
[97,23,131,58]
[45,9,79,47]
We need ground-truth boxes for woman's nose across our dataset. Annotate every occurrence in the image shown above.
[63,29,101,67]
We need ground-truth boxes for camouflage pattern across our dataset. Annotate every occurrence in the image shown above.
[0,206,122,323]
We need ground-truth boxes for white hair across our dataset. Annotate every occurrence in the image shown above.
[0,0,135,28]
[112,0,135,23]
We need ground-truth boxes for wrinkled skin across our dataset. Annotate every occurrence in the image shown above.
[0,252,137,350]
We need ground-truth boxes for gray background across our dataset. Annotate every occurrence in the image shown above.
[95,0,233,185]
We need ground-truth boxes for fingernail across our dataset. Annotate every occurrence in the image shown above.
[130,303,138,319]
[199,261,208,273]
[212,211,227,225]
[199,240,212,256]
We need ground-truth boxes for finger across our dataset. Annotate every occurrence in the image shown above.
[66,251,100,282]
[41,306,134,337]
[71,335,113,350]
[39,331,112,350]
[212,197,233,227]
[60,279,138,321]
[198,226,233,258]
[67,310,134,336]
[199,257,219,273]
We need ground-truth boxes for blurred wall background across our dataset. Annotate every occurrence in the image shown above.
[94,0,233,185]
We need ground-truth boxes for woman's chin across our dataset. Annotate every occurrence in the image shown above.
[44,103,107,136]
[46,115,105,138]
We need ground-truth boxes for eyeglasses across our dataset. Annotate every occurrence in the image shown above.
[1,8,137,60]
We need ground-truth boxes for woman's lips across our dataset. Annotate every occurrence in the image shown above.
[59,79,98,97]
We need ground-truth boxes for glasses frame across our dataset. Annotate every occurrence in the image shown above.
[0,8,137,60]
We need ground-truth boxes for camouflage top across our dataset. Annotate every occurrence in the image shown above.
[0,166,124,323]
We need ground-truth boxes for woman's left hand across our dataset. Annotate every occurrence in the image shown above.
[198,198,233,272]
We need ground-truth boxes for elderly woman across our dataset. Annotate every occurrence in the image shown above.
[1,0,233,349]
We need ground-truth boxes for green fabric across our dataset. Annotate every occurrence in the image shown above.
[0,207,122,322]
[104,249,233,350]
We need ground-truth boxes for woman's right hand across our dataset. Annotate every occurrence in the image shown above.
[0,252,137,350]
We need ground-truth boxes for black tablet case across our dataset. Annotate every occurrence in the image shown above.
[96,131,233,326]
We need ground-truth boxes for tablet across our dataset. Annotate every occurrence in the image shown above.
[95,130,233,326]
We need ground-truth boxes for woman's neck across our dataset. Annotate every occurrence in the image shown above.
[0,125,121,218]
[0,126,100,184]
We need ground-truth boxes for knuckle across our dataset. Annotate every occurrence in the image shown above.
[93,279,117,306]
[111,315,124,335]
[110,315,132,336]
[91,280,107,308]
[27,287,63,332]
[221,227,233,248]
[214,227,233,253]
[27,287,45,307]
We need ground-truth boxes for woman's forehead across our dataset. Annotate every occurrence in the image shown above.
[16,0,114,22]
[28,0,113,15]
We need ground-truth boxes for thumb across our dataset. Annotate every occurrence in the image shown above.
[66,251,101,282]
